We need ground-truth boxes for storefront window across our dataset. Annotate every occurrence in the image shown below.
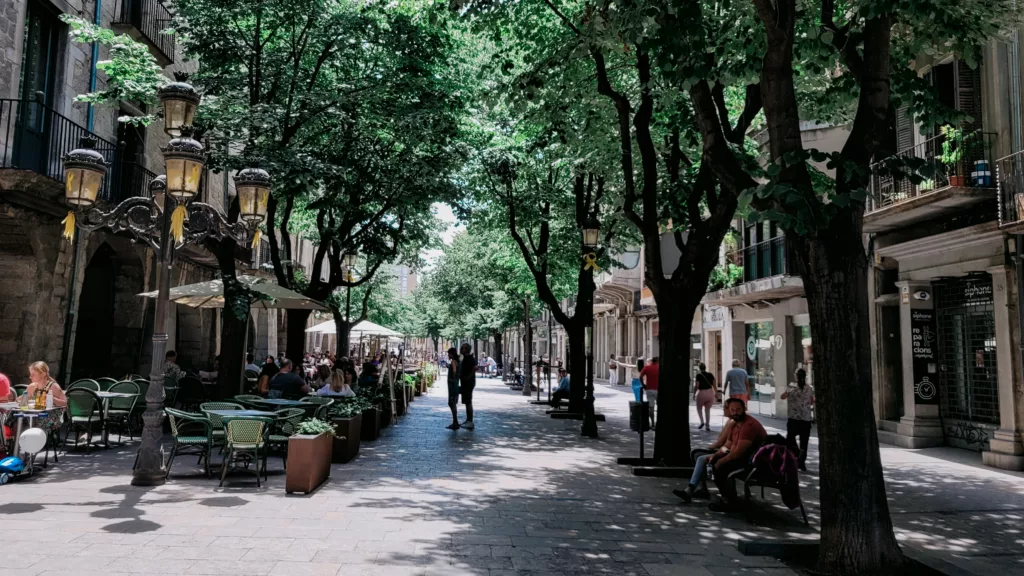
[793,324,813,386]
[745,322,775,414]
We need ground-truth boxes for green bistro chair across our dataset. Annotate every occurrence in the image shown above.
[130,380,150,432]
[165,408,214,478]
[299,396,333,419]
[95,377,118,391]
[63,389,104,452]
[234,395,263,410]
[268,408,305,469]
[13,384,28,397]
[219,417,272,487]
[105,381,140,443]
[67,379,100,392]
[200,402,244,446]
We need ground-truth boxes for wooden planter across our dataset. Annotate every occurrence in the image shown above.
[396,390,407,416]
[379,401,393,428]
[331,414,362,463]
[285,433,333,494]
[360,407,380,441]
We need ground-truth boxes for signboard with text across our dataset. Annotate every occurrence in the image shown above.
[910,309,938,405]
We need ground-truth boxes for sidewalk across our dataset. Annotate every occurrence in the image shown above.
[595,379,1024,574]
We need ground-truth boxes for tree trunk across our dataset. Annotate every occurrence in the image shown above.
[214,255,247,399]
[650,296,693,465]
[524,318,533,396]
[493,331,504,369]
[285,309,312,362]
[792,224,904,574]
[566,321,585,413]
[333,311,352,359]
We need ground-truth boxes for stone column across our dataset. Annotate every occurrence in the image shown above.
[895,280,944,447]
[984,265,1024,470]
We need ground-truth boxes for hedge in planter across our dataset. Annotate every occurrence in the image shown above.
[286,419,335,494]
[328,399,368,462]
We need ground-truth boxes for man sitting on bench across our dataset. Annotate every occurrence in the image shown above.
[550,368,570,406]
[674,398,765,510]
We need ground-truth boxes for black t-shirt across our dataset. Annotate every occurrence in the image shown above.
[696,371,715,390]
[270,371,305,396]
[260,363,280,379]
[460,354,477,387]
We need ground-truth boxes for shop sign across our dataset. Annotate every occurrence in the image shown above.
[703,306,726,329]
[910,309,938,405]
[963,278,993,305]
[746,336,757,360]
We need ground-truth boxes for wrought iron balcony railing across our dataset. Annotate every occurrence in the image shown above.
[106,158,157,203]
[996,150,1024,228]
[726,236,792,283]
[868,130,995,214]
[115,0,176,65]
[0,98,117,197]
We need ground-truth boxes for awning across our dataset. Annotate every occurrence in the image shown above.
[138,275,327,310]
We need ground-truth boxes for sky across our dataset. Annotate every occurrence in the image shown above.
[422,202,462,269]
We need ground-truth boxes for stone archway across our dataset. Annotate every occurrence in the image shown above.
[71,244,117,380]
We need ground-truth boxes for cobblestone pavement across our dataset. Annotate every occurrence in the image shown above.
[1,376,1021,576]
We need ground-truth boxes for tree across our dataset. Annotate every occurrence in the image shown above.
[176,0,466,363]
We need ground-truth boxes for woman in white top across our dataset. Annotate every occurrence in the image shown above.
[317,368,355,397]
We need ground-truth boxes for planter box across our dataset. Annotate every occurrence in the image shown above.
[331,414,362,463]
[285,433,333,494]
[396,391,407,416]
[360,408,380,441]
[379,401,393,428]
[949,174,966,187]
[414,386,422,397]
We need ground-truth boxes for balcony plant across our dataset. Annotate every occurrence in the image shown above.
[940,126,970,187]
[285,419,335,494]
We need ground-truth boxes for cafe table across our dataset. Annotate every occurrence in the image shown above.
[93,391,138,446]
[203,409,278,421]
[252,398,307,408]
[0,404,63,473]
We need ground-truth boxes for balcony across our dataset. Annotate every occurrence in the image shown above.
[865,130,996,233]
[0,98,117,205]
[996,150,1024,233]
[704,236,803,306]
[113,0,176,66]
[107,158,157,204]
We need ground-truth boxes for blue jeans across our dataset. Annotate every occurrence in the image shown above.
[690,454,712,487]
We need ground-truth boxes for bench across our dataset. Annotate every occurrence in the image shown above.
[727,466,809,526]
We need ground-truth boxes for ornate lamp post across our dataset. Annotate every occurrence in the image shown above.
[62,81,259,486]
[581,218,600,438]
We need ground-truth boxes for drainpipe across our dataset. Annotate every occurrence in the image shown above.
[60,0,102,382]
[1016,236,1024,392]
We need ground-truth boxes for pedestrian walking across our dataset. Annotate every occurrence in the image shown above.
[640,357,660,429]
[693,362,716,431]
[446,347,461,430]
[632,358,645,402]
[723,359,751,402]
[459,343,477,430]
[608,355,619,386]
[780,367,815,471]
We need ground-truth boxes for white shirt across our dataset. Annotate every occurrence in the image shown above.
[317,383,355,397]
[244,363,260,373]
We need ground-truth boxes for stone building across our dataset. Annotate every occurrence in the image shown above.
[0,0,305,383]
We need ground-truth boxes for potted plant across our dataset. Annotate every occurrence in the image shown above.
[285,419,335,494]
[329,398,366,463]
[395,383,407,416]
[360,401,380,441]
[941,126,969,187]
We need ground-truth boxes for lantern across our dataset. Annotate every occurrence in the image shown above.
[582,218,600,249]
[63,137,107,208]
[150,175,167,213]
[342,250,359,268]
[235,168,271,224]
[162,134,206,200]
[157,81,200,137]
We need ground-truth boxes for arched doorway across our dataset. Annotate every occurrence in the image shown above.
[71,244,116,380]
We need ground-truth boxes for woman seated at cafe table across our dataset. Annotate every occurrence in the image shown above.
[22,361,67,407]
[317,368,356,397]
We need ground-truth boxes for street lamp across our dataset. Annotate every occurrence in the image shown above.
[62,80,251,487]
[235,168,271,224]
[582,218,600,249]
[581,217,600,438]
[342,250,358,268]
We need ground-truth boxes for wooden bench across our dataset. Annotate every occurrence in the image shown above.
[727,466,809,526]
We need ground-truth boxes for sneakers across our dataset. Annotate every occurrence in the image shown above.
[446,423,460,430]
[672,487,693,503]
[693,486,711,499]
[461,421,475,430]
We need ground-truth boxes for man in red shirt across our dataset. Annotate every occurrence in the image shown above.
[709,398,766,511]
[639,357,659,429]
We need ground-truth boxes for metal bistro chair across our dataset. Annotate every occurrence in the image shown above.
[178,376,206,409]
[13,384,28,397]
[233,395,264,410]
[105,381,140,443]
[219,417,273,487]
[299,396,334,419]
[268,407,305,469]
[165,408,214,478]
[200,402,244,447]
[130,380,150,432]
[63,389,105,452]
[67,379,100,392]
[95,377,118,391]
[244,370,260,394]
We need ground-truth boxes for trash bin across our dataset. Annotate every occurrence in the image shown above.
[629,401,650,432]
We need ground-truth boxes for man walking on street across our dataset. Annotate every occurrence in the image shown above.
[724,358,751,402]
[640,357,660,429]
[446,347,461,430]
[460,343,477,429]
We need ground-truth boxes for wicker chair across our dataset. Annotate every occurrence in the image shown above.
[67,379,100,392]
[267,408,305,469]
[106,381,140,443]
[219,417,272,487]
[200,402,244,446]
[165,408,214,478]
[63,389,104,452]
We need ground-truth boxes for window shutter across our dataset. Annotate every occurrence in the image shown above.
[955,59,983,130]
[896,105,914,152]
